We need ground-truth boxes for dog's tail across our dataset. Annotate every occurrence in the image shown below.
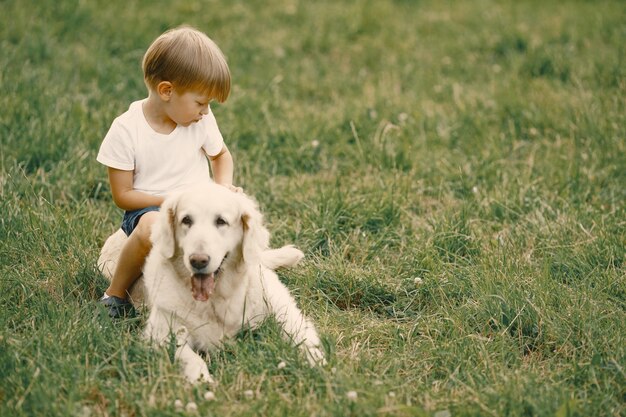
[261,245,304,270]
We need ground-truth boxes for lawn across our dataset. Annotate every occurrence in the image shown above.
[1,0,624,416]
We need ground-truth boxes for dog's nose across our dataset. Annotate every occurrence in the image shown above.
[189,254,210,271]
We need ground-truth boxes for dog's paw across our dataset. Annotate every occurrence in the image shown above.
[304,345,327,367]
[198,369,216,385]
[183,359,215,385]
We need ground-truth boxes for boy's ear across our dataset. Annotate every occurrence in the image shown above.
[157,81,173,101]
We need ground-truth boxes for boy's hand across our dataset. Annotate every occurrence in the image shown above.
[225,184,243,193]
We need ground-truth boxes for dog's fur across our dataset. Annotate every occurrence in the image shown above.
[98,183,325,383]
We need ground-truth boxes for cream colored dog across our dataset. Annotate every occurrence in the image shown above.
[98,183,325,383]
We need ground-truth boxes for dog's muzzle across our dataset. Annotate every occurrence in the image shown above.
[191,273,215,302]
[190,254,211,273]
[189,253,226,302]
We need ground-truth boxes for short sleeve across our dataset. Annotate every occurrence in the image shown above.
[200,107,225,156]
[96,121,135,170]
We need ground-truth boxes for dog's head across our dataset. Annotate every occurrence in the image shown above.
[151,183,270,301]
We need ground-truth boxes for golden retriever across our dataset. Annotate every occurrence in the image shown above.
[98,183,325,383]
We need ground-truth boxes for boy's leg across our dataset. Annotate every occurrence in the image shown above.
[106,211,159,298]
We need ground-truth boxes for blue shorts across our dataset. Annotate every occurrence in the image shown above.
[121,206,160,236]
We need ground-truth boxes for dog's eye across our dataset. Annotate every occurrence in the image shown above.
[215,216,228,227]
[181,215,193,226]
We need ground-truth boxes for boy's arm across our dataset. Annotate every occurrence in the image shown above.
[208,144,234,187]
[108,167,164,211]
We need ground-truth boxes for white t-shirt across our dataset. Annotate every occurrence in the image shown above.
[97,99,224,197]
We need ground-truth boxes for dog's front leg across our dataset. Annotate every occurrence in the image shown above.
[145,309,215,384]
[264,278,326,366]
[175,334,215,385]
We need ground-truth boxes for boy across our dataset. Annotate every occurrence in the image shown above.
[97,26,236,318]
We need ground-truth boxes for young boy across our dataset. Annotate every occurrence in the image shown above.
[97,26,236,318]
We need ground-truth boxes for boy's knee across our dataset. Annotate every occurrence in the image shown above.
[134,211,159,244]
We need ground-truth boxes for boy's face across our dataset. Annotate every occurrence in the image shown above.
[167,89,211,127]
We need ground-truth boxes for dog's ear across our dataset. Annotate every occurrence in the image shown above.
[239,194,270,265]
[151,195,178,259]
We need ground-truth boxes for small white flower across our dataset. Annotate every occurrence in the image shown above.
[244,390,254,400]
[331,367,337,374]
[285,3,297,15]
[78,406,92,417]
[274,47,286,58]
[346,391,358,401]
[277,361,287,370]
[311,140,320,148]
[174,399,183,410]
[203,391,216,401]
[185,402,198,413]
[388,391,396,398]
[414,277,423,286]
[398,112,409,123]
[472,186,479,194]
[529,127,539,136]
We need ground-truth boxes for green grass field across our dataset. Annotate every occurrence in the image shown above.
[1,0,624,415]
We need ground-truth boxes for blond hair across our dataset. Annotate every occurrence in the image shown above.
[142,26,230,102]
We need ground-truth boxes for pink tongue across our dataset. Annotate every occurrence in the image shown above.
[191,273,215,301]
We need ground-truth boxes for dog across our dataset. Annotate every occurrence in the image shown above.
[98,183,325,383]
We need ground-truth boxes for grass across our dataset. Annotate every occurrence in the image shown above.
[1,0,624,415]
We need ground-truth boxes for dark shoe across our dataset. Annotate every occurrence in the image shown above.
[99,294,136,319]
